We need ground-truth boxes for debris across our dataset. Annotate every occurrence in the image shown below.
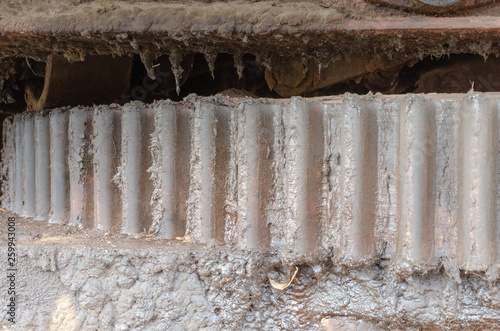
[269,266,299,290]
[175,233,192,243]
[264,53,415,97]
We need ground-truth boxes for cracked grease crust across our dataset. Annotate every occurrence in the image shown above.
[2,210,500,329]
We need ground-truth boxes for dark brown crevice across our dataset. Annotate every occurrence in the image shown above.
[127,53,280,104]
[25,54,133,111]
[1,52,500,113]
[129,51,500,102]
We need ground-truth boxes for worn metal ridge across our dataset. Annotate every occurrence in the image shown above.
[1,92,499,276]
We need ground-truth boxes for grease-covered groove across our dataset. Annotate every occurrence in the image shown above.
[21,113,35,218]
[396,96,437,265]
[49,109,69,224]
[93,106,119,231]
[339,97,378,261]
[149,102,193,239]
[13,116,22,215]
[1,118,14,212]
[285,98,325,254]
[118,102,154,234]
[432,99,460,270]
[34,114,50,221]
[149,102,178,238]
[68,108,92,228]
[457,94,498,272]
[174,104,193,238]
[187,101,217,243]
[237,101,276,249]
[1,93,500,273]
[212,102,233,243]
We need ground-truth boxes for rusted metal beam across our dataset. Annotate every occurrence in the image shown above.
[1,3,500,61]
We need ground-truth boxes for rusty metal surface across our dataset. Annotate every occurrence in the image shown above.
[25,55,133,111]
[369,0,495,13]
[1,92,499,276]
[1,1,500,64]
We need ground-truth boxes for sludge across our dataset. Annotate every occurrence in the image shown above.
[1,93,499,275]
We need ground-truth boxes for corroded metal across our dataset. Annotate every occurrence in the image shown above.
[369,0,495,13]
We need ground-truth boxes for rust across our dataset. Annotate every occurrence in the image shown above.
[25,54,133,111]
[368,0,496,13]
[1,4,500,62]
[264,53,415,97]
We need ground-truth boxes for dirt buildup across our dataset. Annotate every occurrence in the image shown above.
[2,211,500,329]
[264,52,416,97]
[0,1,500,67]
